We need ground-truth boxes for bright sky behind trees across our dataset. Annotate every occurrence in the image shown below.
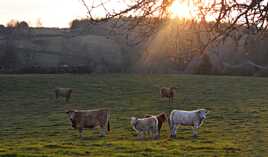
[0,0,86,27]
[0,0,202,27]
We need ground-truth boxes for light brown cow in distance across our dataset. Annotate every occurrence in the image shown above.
[66,108,110,138]
[55,87,72,102]
[160,87,176,104]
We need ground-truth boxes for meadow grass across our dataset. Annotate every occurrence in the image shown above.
[0,74,267,157]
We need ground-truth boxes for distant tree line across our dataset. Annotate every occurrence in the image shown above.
[1,18,268,76]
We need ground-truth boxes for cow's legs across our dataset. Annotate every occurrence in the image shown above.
[99,126,107,137]
[146,130,151,137]
[137,132,144,140]
[154,127,160,139]
[158,122,162,133]
[192,128,198,138]
[79,128,83,139]
[150,129,154,139]
[192,124,199,138]
[170,125,177,138]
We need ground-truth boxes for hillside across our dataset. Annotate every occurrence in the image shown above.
[1,20,268,75]
[0,74,267,156]
[0,26,123,73]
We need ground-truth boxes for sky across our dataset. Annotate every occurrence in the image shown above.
[0,0,210,28]
[0,0,88,28]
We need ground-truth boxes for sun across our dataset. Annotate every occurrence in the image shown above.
[168,0,197,19]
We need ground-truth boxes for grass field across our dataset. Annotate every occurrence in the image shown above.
[0,74,267,157]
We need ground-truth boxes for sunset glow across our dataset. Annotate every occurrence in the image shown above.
[169,0,198,19]
[0,0,86,28]
[0,0,214,27]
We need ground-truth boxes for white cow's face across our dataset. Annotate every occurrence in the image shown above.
[199,109,208,120]
[130,117,137,126]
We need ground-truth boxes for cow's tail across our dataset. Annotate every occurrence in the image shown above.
[107,111,110,132]
[108,120,110,131]
[168,115,171,130]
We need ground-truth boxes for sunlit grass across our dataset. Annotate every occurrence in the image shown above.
[0,74,267,156]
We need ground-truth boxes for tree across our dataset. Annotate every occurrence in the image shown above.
[80,0,268,74]
[70,19,80,29]
[6,19,18,28]
[80,0,268,48]
[16,21,29,29]
[6,20,29,29]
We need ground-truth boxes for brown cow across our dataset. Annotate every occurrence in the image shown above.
[145,112,167,138]
[66,108,110,138]
[160,87,176,104]
[55,87,72,102]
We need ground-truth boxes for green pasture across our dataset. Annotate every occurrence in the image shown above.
[0,74,267,157]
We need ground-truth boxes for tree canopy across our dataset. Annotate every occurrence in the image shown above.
[81,0,268,35]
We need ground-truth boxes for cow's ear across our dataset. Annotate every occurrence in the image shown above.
[65,110,73,114]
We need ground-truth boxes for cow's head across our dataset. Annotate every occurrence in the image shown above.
[130,117,138,126]
[68,89,73,94]
[198,109,209,120]
[158,112,167,123]
[66,110,76,128]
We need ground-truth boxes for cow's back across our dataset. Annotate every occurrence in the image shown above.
[136,117,157,131]
[171,110,198,125]
[78,109,109,128]
[56,88,70,96]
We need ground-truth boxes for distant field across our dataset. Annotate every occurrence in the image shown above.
[0,74,267,157]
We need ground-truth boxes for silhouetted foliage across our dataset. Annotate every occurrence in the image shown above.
[0,24,4,30]
[7,20,29,29]
[80,0,268,54]
[70,18,98,30]
[70,19,82,29]
[17,21,29,29]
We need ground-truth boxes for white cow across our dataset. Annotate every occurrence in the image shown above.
[130,116,159,140]
[169,109,209,138]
